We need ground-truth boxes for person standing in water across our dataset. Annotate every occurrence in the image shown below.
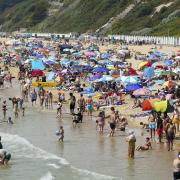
[86,96,93,119]
[126,130,136,159]
[69,93,76,115]
[58,126,64,142]
[107,107,116,137]
[166,120,176,151]
[173,151,180,180]
[148,111,156,139]
[2,100,7,119]
[77,94,85,113]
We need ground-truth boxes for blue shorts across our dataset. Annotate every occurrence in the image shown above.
[87,104,93,111]
[149,122,156,129]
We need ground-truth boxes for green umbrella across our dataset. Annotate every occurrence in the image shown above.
[160,71,177,76]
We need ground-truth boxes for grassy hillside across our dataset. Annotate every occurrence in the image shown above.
[111,0,180,36]
[0,0,179,36]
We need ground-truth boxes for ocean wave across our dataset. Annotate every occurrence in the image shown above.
[0,132,69,165]
[39,172,55,180]
[0,132,116,180]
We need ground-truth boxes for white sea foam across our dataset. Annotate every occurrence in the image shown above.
[0,132,116,180]
[47,163,61,169]
[0,132,69,165]
[39,172,55,180]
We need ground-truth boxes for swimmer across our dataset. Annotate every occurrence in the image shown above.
[7,117,13,124]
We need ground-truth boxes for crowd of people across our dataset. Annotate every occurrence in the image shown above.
[0,36,179,179]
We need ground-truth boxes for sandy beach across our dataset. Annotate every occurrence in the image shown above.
[0,37,179,180]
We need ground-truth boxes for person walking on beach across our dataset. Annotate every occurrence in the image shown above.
[69,93,76,114]
[126,130,136,159]
[49,91,53,107]
[173,151,180,180]
[156,114,163,143]
[13,103,19,118]
[2,100,7,119]
[166,120,176,151]
[148,112,156,139]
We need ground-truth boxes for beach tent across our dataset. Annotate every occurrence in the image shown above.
[142,99,153,111]
[32,60,45,70]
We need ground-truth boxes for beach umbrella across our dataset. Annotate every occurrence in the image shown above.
[143,67,155,79]
[98,75,115,82]
[147,54,159,61]
[160,71,177,76]
[31,69,45,77]
[92,67,109,73]
[80,88,94,94]
[138,61,151,70]
[164,60,174,66]
[154,100,168,113]
[98,59,112,64]
[101,53,112,59]
[173,67,180,74]
[88,74,101,81]
[47,72,55,81]
[126,68,138,76]
[154,69,163,76]
[152,62,165,69]
[163,80,176,87]
[118,76,140,84]
[133,88,152,97]
[84,51,96,57]
[61,69,73,74]
[83,65,93,71]
[125,83,142,91]
[45,60,55,65]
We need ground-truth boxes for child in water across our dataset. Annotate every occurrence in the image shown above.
[58,126,64,142]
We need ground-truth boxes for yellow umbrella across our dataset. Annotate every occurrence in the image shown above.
[154,100,168,113]
[138,61,148,70]
[163,80,176,87]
